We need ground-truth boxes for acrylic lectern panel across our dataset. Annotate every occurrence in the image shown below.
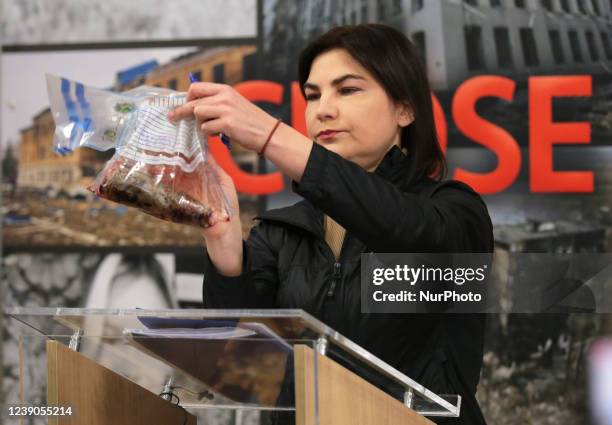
[6,307,461,419]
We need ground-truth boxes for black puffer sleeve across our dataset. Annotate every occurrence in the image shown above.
[292,142,493,252]
[202,221,281,308]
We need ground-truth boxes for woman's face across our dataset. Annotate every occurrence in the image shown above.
[304,48,413,171]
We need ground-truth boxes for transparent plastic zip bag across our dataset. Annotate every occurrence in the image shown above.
[46,74,135,153]
[46,74,231,228]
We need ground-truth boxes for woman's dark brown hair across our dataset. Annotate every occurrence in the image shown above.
[298,24,446,180]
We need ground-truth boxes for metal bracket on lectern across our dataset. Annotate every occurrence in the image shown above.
[68,329,83,352]
[404,388,414,409]
[316,336,328,356]
[160,377,176,402]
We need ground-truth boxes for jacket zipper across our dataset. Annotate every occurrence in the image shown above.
[327,261,342,297]
[261,216,347,308]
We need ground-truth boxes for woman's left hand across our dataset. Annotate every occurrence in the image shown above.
[168,82,277,153]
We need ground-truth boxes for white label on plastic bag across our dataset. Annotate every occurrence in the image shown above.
[119,104,206,172]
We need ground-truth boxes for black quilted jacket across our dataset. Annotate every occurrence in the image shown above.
[203,142,494,424]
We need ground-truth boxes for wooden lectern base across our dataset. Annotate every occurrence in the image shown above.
[47,341,197,425]
[46,341,435,425]
[293,345,434,425]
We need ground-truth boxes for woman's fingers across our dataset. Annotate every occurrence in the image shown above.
[193,104,223,125]
[205,151,240,213]
[166,81,273,152]
[168,83,229,121]
[199,118,225,137]
[169,88,225,121]
[169,97,214,121]
[186,82,225,101]
[168,100,195,121]
[205,144,233,184]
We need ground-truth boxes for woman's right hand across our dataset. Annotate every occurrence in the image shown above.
[201,152,244,276]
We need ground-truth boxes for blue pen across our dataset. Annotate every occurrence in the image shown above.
[188,72,231,151]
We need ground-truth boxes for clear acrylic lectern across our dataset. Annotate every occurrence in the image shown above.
[5,307,460,424]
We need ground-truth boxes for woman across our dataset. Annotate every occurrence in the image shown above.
[170,24,493,424]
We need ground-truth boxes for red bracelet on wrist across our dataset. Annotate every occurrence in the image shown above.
[258,118,282,157]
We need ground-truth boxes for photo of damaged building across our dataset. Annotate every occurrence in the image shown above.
[17,45,259,195]
[265,0,612,90]
[9,45,261,247]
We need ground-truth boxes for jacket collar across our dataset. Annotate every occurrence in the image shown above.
[255,145,422,238]
[373,144,422,187]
